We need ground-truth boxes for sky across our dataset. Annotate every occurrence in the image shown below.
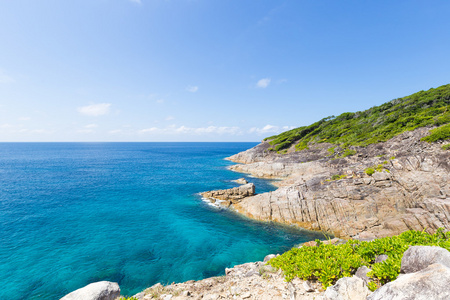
[0,0,449,142]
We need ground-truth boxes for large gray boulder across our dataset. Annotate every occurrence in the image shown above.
[324,276,370,300]
[368,263,450,300]
[60,281,120,300]
[401,246,450,274]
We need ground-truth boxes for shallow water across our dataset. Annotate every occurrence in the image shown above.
[0,143,325,299]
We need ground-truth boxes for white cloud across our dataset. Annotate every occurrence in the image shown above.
[156,99,165,104]
[165,116,175,121]
[249,124,285,135]
[0,123,13,129]
[77,103,111,116]
[139,127,159,134]
[18,117,31,121]
[138,125,241,135]
[85,123,98,128]
[0,70,14,84]
[186,85,199,93]
[256,78,271,88]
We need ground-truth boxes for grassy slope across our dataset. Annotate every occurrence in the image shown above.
[265,84,450,152]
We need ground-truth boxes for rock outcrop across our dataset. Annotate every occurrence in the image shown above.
[200,183,255,207]
[368,246,450,300]
[226,128,450,239]
[60,281,120,300]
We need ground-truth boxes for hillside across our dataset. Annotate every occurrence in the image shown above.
[266,84,450,152]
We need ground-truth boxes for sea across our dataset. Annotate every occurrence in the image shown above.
[0,142,325,299]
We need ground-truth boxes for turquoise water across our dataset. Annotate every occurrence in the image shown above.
[0,143,324,299]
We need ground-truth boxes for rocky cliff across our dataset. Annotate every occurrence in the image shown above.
[223,127,449,240]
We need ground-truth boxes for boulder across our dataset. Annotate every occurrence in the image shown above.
[368,263,450,300]
[233,178,248,184]
[324,276,370,300]
[400,245,450,274]
[60,281,120,300]
[354,266,371,285]
[201,183,255,203]
[375,254,388,263]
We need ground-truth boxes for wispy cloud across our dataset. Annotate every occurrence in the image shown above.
[256,78,271,88]
[249,124,294,135]
[186,85,199,93]
[129,0,141,4]
[165,116,175,121]
[84,123,98,128]
[0,69,14,84]
[139,125,241,135]
[77,103,111,116]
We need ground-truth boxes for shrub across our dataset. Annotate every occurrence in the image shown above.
[268,229,450,290]
[443,144,450,150]
[421,123,450,142]
[264,84,450,152]
[365,168,375,176]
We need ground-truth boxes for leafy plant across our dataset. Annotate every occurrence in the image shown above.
[443,144,450,150]
[268,229,450,291]
[365,168,375,176]
[421,123,450,142]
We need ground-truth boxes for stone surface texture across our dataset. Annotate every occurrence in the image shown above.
[225,127,450,239]
[400,245,450,273]
[133,256,328,300]
[368,263,450,300]
[60,281,120,300]
[323,276,370,300]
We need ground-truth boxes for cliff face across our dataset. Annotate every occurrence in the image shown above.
[226,127,450,240]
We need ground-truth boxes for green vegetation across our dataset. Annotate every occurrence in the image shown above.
[264,84,450,152]
[336,149,357,158]
[365,163,390,176]
[443,144,450,150]
[328,174,347,181]
[269,229,450,290]
[421,123,450,142]
[365,168,375,176]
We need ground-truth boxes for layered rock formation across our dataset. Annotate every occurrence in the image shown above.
[225,127,449,239]
[200,183,255,207]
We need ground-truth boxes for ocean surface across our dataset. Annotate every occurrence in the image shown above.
[0,143,325,299]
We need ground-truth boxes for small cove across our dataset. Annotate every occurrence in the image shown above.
[0,142,325,299]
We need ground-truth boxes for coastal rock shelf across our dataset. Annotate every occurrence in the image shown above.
[201,183,255,207]
[226,127,450,240]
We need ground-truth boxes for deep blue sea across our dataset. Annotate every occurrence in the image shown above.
[0,143,324,299]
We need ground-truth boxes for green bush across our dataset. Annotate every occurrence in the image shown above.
[365,168,375,176]
[421,123,450,142]
[264,84,450,152]
[268,229,450,290]
[442,144,450,150]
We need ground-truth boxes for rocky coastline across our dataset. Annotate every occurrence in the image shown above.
[61,128,450,299]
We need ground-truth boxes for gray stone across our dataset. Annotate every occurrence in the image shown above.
[233,178,248,185]
[324,276,370,300]
[263,254,276,263]
[368,263,450,300]
[60,281,120,300]
[354,266,372,284]
[375,254,388,263]
[401,245,450,274]
[302,280,315,292]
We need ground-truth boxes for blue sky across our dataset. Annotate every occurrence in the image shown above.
[1,0,449,142]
